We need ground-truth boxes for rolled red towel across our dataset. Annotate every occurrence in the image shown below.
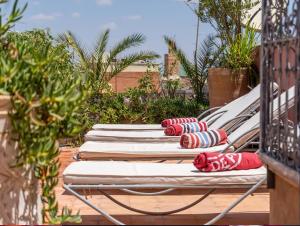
[180,129,227,149]
[164,122,208,136]
[161,117,198,127]
[193,152,263,172]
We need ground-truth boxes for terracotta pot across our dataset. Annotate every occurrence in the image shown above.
[207,68,251,108]
[0,95,41,224]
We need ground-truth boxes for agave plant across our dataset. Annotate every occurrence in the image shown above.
[164,35,222,103]
[63,30,159,93]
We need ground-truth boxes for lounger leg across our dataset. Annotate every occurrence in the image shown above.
[204,176,267,225]
[63,184,125,225]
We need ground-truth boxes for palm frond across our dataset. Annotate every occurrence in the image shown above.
[196,35,214,69]
[93,29,110,76]
[108,33,145,62]
[64,31,89,69]
[163,36,195,79]
[106,51,159,81]
[94,29,109,59]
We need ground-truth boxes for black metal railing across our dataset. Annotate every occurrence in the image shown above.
[261,0,300,173]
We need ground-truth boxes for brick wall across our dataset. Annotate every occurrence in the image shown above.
[109,71,160,93]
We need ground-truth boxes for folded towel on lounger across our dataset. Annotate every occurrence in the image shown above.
[161,117,198,127]
[164,122,208,136]
[193,152,263,172]
[180,129,227,149]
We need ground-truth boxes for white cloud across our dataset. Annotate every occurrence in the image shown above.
[101,22,117,30]
[72,12,80,18]
[125,15,142,21]
[96,0,112,6]
[31,13,62,21]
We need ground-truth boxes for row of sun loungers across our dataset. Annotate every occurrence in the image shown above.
[62,84,296,225]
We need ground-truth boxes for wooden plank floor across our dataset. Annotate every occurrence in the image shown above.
[57,147,270,225]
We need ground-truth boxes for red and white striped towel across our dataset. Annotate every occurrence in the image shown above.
[161,117,198,127]
[164,122,208,136]
[180,129,228,149]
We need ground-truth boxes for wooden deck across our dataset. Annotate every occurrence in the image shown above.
[57,147,270,225]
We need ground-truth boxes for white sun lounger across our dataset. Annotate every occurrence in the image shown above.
[84,113,257,143]
[63,161,267,225]
[78,86,294,160]
[78,112,259,160]
[92,84,265,131]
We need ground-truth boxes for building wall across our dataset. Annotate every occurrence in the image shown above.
[107,63,160,93]
[109,71,160,93]
[164,47,180,76]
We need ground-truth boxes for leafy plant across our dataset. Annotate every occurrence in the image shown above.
[187,0,259,71]
[62,29,159,139]
[0,1,83,223]
[0,0,26,37]
[161,76,182,99]
[145,97,208,123]
[194,0,259,47]
[224,24,257,71]
[62,29,159,93]
[78,68,208,128]
[164,35,222,103]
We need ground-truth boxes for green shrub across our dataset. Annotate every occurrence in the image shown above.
[83,92,207,126]
[145,97,208,123]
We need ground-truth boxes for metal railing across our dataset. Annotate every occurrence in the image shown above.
[260,0,300,173]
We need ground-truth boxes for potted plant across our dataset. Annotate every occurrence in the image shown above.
[208,24,258,107]
[193,0,260,107]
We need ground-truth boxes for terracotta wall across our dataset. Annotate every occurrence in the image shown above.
[109,71,160,93]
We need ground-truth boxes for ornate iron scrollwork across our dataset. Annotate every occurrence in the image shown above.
[261,0,300,173]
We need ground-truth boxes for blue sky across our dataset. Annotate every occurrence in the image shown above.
[9,0,214,62]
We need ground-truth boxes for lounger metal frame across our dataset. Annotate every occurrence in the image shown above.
[64,176,266,225]
[66,126,263,225]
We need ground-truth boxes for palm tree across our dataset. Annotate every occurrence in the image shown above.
[63,29,159,92]
[164,35,222,103]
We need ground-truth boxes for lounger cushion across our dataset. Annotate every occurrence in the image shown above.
[78,141,233,159]
[85,130,179,142]
[92,124,163,131]
[63,161,266,187]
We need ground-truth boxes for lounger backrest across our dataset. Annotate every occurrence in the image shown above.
[228,86,294,148]
[209,84,261,130]
[209,83,278,131]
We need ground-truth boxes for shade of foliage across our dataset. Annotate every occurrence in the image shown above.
[0,1,83,223]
